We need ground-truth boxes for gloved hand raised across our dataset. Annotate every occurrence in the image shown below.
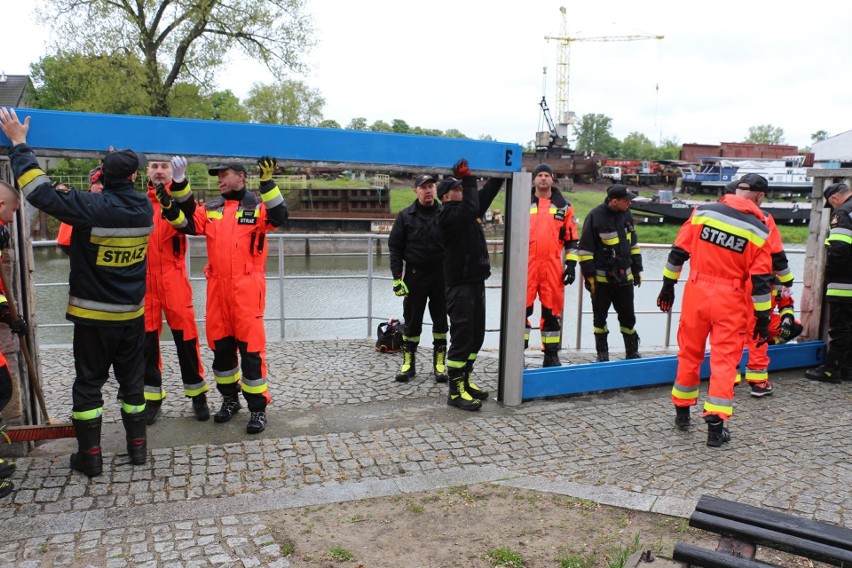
[0,223,10,250]
[754,314,771,347]
[155,183,174,210]
[633,272,642,287]
[258,156,277,182]
[657,278,676,312]
[777,314,795,342]
[392,279,409,297]
[584,277,596,296]
[170,156,188,183]
[0,307,25,337]
[563,260,576,285]
[453,158,471,179]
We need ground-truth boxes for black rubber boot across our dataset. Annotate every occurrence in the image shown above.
[433,343,449,383]
[121,409,147,465]
[594,333,609,362]
[805,350,844,384]
[706,416,731,448]
[144,400,162,425]
[395,343,417,382]
[623,332,641,359]
[542,351,562,367]
[463,364,489,401]
[70,417,103,477]
[447,373,481,411]
[675,406,691,430]
[192,393,210,422]
[214,395,242,423]
[246,411,267,434]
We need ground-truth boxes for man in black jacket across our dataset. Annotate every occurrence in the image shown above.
[0,107,154,477]
[388,174,449,383]
[437,159,504,411]
[578,184,643,361]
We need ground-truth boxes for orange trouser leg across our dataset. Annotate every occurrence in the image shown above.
[744,312,781,383]
[672,284,711,408]
[704,300,746,420]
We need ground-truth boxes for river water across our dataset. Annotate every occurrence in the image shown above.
[31,244,806,351]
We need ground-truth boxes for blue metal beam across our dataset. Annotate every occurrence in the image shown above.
[521,341,825,400]
[0,109,522,173]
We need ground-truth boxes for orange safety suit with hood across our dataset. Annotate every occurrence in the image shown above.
[526,164,578,364]
[661,193,773,422]
[143,175,207,408]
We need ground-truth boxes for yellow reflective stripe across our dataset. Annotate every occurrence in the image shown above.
[122,401,146,414]
[692,215,766,248]
[827,288,852,297]
[170,185,191,201]
[144,387,166,402]
[745,369,768,381]
[779,308,794,316]
[184,384,209,397]
[541,336,561,344]
[529,205,538,214]
[602,236,619,246]
[261,186,284,207]
[704,401,733,416]
[67,304,144,321]
[214,368,241,385]
[662,267,681,280]
[207,210,224,219]
[467,353,477,362]
[579,254,593,262]
[90,235,150,246]
[826,233,852,245]
[753,299,772,312]
[447,359,467,369]
[168,209,187,229]
[620,327,635,334]
[593,326,607,333]
[432,333,447,340]
[17,168,46,191]
[72,407,103,421]
[241,379,268,394]
[672,385,699,399]
[565,252,579,262]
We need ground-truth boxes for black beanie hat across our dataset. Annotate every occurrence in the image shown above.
[533,164,553,178]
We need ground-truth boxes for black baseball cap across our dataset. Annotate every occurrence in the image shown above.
[414,174,437,188]
[437,177,463,199]
[736,173,769,193]
[208,163,248,176]
[102,149,147,179]
[606,184,637,200]
[823,182,848,207]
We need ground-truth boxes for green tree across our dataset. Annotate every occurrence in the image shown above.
[478,134,495,141]
[346,117,368,130]
[744,124,785,145]
[244,81,325,126]
[318,119,341,129]
[30,51,149,114]
[37,0,314,117]
[206,91,252,122]
[369,120,392,132]
[444,129,467,139]
[811,130,829,143]
[651,137,682,160]
[168,84,250,121]
[573,113,620,156]
[620,132,656,159]
[391,119,411,134]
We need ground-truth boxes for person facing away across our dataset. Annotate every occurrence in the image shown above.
[577,184,643,362]
[162,157,287,434]
[0,181,24,498]
[805,182,852,383]
[0,107,154,477]
[657,176,773,448]
[388,174,449,384]
[526,163,579,367]
[437,159,504,411]
[142,156,209,424]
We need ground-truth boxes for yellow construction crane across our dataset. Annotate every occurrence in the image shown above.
[545,6,663,136]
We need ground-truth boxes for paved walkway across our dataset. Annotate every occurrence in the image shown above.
[1,340,849,567]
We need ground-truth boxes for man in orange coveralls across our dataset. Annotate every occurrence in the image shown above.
[160,157,287,434]
[657,174,773,448]
[143,157,208,424]
[526,164,579,367]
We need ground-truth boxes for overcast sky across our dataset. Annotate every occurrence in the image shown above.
[5,1,851,149]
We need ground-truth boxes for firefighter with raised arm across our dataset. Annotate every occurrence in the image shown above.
[159,157,288,434]
[657,173,773,448]
[526,164,579,367]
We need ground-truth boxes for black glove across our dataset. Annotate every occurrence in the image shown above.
[777,314,795,342]
[657,279,676,312]
[754,314,771,347]
[563,260,576,285]
[0,223,9,250]
[453,158,471,178]
[0,307,25,337]
[633,272,642,287]
[155,183,180,221]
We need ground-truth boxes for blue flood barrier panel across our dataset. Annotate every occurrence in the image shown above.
[0,109,523,173]
[522,341,825,400]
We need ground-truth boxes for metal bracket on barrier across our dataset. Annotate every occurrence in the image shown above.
[522,341,826,400]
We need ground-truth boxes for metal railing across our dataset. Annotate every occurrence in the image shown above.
[31,234,805,349]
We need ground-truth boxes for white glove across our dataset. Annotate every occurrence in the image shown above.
[171,156,188,183]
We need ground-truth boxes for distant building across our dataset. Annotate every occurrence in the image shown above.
[811,131,852,167]
[680,142,799,163]
[0,73,33,108]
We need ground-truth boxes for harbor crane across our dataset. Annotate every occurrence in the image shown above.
[544,6,663,145]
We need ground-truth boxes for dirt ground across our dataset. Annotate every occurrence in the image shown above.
[265,484,819,568]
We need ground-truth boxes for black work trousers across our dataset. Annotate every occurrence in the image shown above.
[827,300,852,357]
[72,319,146,413]
[446,281,486,365]
[591,283,636,333]
[402,266,448,345]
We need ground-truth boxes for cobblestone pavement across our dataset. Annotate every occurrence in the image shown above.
[0,340,849,566]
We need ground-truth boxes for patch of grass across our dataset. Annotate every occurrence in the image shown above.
[557,554,594,568]
[406,501,425,514]
[604,533,642,568]
[486,546,524,567]
[329,546,355,562]
[280,541,296,556]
